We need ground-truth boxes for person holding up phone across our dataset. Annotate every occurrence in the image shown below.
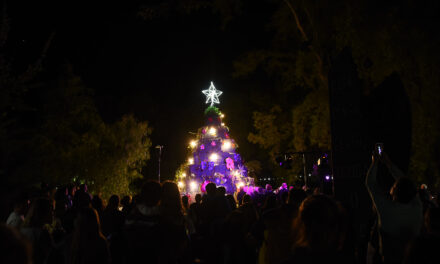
[365,145,423,264]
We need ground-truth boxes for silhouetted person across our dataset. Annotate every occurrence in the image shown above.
[261,193,277,214]
[101,195,124,238]
[239,194,259,234]
[120,195,132,217]
[277,183,289,205]
[0,223,32,264]
[123,181,162,264]
[265,184,273,195]
[242,194,252,205]
[237,187,246,206]
[223,210,252,264]
[284,195,350,264]
[91,194,104,218]
[54,186,69,220]
[418,185,437,213]
[286,188,308,218]
[7,196,29,228]
[189,193,203,228]
[217,186,232,216]
[66,184,77,209]
[160,181,188,263]
[404,207,440,264]
[226,194,237,210]
[73,184,91,209]
[182,195,189,214]
[366,152,423,264]
[67,207,110,264]
[258,188,308,264]
[21,198,54,264]
[102,195,125,264]
[62,184,91,234]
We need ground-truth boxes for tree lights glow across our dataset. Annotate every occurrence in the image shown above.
[221,140,232,151]
[175,82,253,194]
[209,153,219,162]
[208,127,217,136]
[178,181,185,188]
[190,181,198,191]
[202,81,222,106]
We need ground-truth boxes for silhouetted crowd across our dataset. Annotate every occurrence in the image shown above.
[1,153,439,264]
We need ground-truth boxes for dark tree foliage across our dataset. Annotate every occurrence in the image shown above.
[0,8,152,198]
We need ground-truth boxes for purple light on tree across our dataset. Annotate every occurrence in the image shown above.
[177,83,253,194]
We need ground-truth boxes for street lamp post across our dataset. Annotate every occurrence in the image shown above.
[155,145,163,182]
[302,153,307,188]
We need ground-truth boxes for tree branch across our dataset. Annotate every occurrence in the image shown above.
[283,0,308,42]
[283,0,327,83]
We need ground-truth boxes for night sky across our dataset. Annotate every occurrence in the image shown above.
[4,1,438,189]
[5,1,275,180]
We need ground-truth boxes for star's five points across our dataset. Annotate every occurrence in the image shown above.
[202,82,222,106]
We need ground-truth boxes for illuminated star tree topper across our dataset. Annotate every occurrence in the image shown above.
[202,81,223,106]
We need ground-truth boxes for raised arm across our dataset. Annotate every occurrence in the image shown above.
[366,155,379,194]
[382,152,405,180]
[366,154,390,213]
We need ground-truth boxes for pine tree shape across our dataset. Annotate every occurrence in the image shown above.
[176,84,254,194]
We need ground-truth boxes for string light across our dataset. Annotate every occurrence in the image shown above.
[182,173,187,178]
[190,140,197,148]
[209,127,217,136]
[188,158,194,165]
[209,153,219,162]
[222,140,232,151]
[190,181,198,191]
[178,181,185,188]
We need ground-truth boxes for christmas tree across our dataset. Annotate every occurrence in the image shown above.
[176,82,254,194]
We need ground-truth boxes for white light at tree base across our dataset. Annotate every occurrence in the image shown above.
[236,182,245,189]
[209,153,219,162]
[190,140,197,148]
[209,127,217,136]
[190,181,198,191]
[202,82,223,106]
[188,158,194,165]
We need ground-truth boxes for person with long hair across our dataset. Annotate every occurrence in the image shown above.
[160,181,184,224]
[123,180,162,264]
[285,195,351,264]
[68,207,110,264]
[21,198,54,264]
[258,188,308,264]
[0,223,32,264]
[159,181,188,263]
[101,194,124,238]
